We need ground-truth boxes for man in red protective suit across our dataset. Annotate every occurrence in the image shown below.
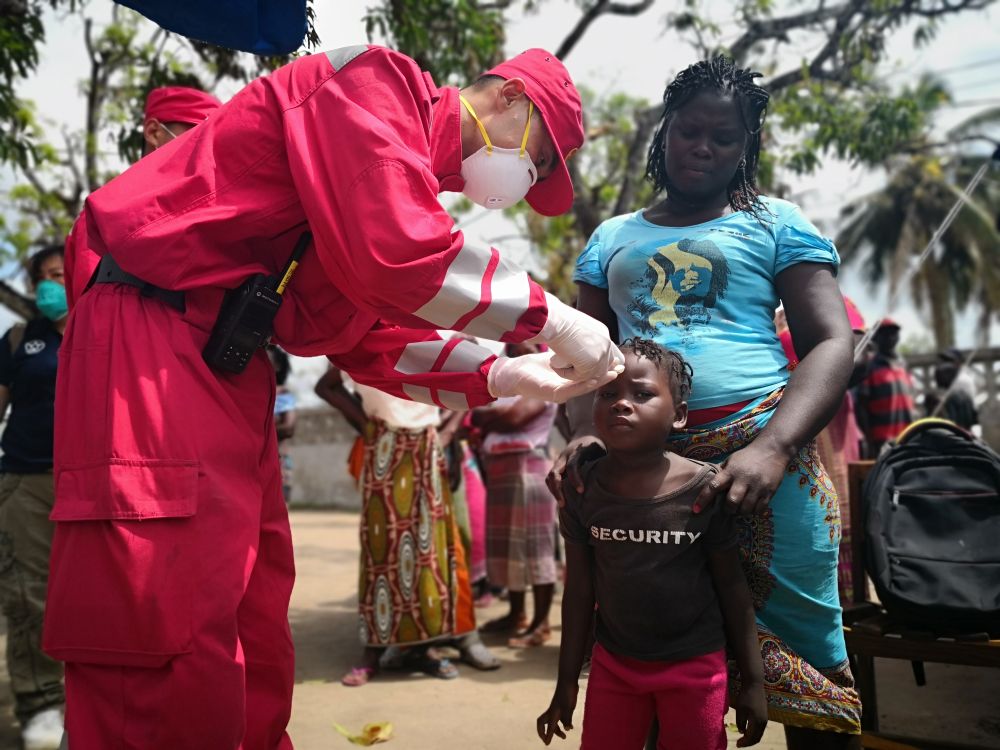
[64,85,223,308]
[44,45,622,749]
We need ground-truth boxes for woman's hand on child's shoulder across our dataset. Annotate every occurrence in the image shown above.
[536,682,579,745]
[734,680,768,747]
[546,436,606,507]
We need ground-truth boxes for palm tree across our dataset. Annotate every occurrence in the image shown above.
[836,80,1000,349]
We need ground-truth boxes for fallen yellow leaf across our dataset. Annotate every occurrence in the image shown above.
[334,721,394,745]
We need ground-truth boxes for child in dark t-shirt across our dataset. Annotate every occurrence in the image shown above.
[537,339,766,750]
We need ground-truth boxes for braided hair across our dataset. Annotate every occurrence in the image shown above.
[646,56,770,218]
[620,338,694,403]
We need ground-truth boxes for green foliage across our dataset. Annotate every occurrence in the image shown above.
[774,86,926,173]
[364,0,506,84]
[0,0,71,167]
[506,87,656,300]
[837,150,1000,348]
[0,1,319,266]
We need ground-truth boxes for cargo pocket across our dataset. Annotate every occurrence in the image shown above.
[43,459,199,668]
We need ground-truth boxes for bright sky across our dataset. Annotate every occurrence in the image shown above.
[3,0,999,400]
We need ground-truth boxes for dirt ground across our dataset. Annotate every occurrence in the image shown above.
[1,510,998,749]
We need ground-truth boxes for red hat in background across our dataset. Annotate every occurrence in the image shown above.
[878,317,901,330]
[483,49,584,217]
[144,86,222,126]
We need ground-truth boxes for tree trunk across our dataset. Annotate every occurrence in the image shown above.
[922,259,954,349]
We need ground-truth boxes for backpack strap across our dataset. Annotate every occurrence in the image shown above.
[7,323,26,355]
[896,417,974,445]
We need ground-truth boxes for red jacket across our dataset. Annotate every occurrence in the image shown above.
[80,45,551,408]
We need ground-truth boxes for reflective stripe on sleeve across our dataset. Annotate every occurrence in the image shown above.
[414,243,531,338]
[402,384,435,405]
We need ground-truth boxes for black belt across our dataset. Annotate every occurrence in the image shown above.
[90,255,186,313]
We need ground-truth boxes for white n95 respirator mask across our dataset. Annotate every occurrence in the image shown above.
[459,95,538,210]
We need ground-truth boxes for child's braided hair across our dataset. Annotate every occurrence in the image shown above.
[620,338,694,403]
[646,55,770,219]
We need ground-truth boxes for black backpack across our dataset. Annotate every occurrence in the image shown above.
[862,418,1000,635]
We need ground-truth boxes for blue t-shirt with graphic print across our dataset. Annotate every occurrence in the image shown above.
[573,197,839,410]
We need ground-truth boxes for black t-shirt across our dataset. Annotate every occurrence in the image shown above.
[560,459,737,662]
[0,318,61,473]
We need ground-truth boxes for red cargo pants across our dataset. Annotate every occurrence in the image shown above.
[44,283,295,749]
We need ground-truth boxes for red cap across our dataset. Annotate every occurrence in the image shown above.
[483,49,584,217]
[878,317,901,330]
[144,86,222,126]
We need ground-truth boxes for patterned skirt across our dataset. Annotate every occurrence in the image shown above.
[358,419,475,648]
[483,449,558,591]
[669,390,862,734]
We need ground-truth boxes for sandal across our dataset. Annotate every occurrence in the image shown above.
[418,653,459,680]
[508,627,551,648]
[341,666,376,687]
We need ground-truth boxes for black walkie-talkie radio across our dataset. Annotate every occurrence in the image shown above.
[203,231,312,374]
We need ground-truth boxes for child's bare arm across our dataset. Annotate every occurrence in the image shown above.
[708,545,768,747]
[537,542,595,745]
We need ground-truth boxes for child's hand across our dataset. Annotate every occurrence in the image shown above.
[734,682,768,747]
[536,683,579,745]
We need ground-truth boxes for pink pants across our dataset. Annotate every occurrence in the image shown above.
[582,643,728,750]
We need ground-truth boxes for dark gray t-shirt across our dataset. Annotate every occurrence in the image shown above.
[560,459,737,662]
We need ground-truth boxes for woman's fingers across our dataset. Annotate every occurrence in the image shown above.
[693,469,731,513]
[566,444,588,495]
[725,478,752,515]
[545,456,568,506]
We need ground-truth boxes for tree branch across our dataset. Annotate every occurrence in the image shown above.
[0,280,36,321]
[556,0,655,60]
[729,1,850,62]
[764,0,866,93]
[569,158,602,239]
[613,105,660,215]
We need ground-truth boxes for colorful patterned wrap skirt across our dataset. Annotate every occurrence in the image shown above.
[358,418,475,648]
[668,390,862,734]
[483,448,558,592]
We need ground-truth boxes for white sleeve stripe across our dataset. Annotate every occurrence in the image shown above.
[437,390,470,411]
[394,341,448,376]
[402,384,436,406]
[440,339,493,372]
[413,243,490,329]
[460,260,531,339]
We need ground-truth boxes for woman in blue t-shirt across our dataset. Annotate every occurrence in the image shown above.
[554,58,862,748]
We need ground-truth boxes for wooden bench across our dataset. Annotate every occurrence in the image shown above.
[844,460,1000,749]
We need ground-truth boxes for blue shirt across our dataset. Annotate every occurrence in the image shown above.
[0,318,61,472]
[573,197,839,409]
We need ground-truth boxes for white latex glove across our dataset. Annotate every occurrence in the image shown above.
[487,351,619,404]
[529,292,624,382]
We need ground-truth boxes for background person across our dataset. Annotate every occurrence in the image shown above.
[314,366,499,687]
[0,245,69,750]
[475,341,559,648]
[924,360,978,429]
[63,85,223,309]
[855,318,915,457]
